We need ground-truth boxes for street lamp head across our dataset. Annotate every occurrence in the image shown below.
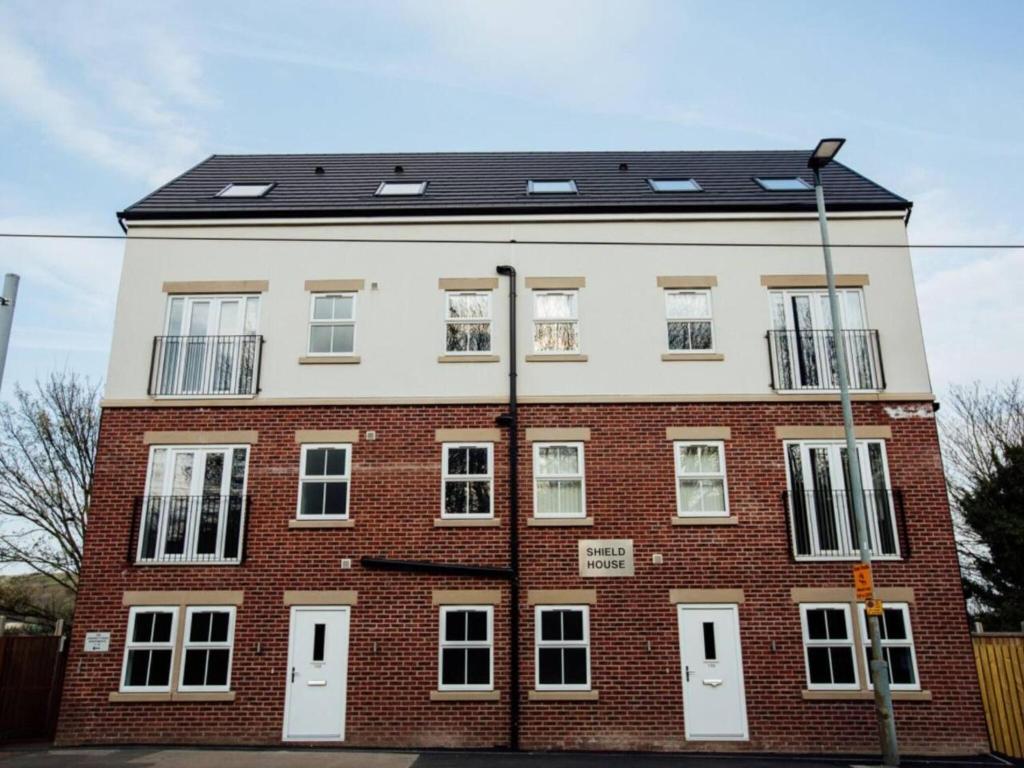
[808,137,846,169]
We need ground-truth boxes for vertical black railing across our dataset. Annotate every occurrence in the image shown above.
[128,495,248,564]
[766,329,885,391]
[783,488,906,560]
[148,335,263,397]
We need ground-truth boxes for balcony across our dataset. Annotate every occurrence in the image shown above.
[148,335,263,398]
[783,489,908,561]
[766,329,885,391]
[129,495,248,565]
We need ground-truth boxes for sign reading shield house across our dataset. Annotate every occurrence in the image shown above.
[578,539,634,577]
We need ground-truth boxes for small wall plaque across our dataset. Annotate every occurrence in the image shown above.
[84,632,110,653]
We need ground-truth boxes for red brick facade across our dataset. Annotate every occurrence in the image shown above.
[56,400,989,755]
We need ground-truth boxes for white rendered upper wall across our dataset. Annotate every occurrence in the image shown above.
[103,212,931,402]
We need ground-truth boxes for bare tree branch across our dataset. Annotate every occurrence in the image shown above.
[0,371,99,602]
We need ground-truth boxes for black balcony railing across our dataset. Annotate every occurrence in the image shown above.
[129,495,248,564]
[783,488,908,561]
[767,329,885,391]
[148,335,263,397]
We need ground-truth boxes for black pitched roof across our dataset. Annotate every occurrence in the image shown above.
[119,150,910,221]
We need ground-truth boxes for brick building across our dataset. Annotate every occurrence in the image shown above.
[57,151,989,755]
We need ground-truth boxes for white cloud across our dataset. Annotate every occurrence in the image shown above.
[398,0,657,104]
[0,217,120,394]
[0,5,211,186]
[901,168,1024,394]
[917,249,1024,393]
[0,216,121,327]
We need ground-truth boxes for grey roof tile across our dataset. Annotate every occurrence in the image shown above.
[120,150,910,220]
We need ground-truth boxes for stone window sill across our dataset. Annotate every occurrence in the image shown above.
[437,355,500,363]
[298,355,361,365]
[528,517,594,527]
[434,517,502,528]
[801,689,931,702]
[430,690,501,701]
[524,354,588,363]
[672,515,738,526]
[528,689,599,701]
[109,691,236,703]
[661,353,725,362]
[288,519,355,529]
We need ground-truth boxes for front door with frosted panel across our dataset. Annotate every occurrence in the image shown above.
[770,290,865,389]
[140,446,248,562]
[787,441,898,558]
[678,605,748,740]
[284,607,350,741]
[163,296,259,395]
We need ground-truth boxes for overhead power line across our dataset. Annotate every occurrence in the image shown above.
[0,231,1021,249]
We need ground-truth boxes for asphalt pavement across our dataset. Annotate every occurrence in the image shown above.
[0,746,1011,768]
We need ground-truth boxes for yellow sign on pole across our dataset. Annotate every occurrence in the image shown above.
[865,598,884,617]
[853,563,874,601]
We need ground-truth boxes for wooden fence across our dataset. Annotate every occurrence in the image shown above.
[0,634,67,743]
[973,632,1024,759]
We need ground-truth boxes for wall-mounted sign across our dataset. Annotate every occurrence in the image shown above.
[84,632,110,652]
[852,563,874,601]
[864,598,884,617]
[578,539,634,577]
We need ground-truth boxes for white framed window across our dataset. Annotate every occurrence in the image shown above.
[308,293,356,355]
[445,291,492,353]
[665,289,714,351]
[438,606,493,691]
[120,607,178,692]
[138,445,249,563]
[375,181,427,196]
[648,178,702,192]
[860,603,920,691]
[216,183,273,198]
[799,603,859,690]
[785,439,899,559]
[527,179,577,194]
[533,442,586,519]
[179,607,236,692]
[674,440,729,517]
[768,287,881,392]
[165,295,260,338]
[297,444,351,519]
[535,606,590,691]
[442,443,493,518]
[755,177,812,191]
[157,295,261,397]
[532,290,579,354]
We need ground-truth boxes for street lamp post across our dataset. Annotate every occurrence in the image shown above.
[809,138,899,766]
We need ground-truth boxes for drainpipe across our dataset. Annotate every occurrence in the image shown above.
[495,264,519,750]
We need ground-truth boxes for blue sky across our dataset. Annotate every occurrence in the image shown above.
[1,0,1022,398]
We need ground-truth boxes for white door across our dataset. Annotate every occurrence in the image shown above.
[769,289,867,389]
[139,446,249,562]
[786,440,899,558]
[678,605,748,741]
[283,606,350,742]
[163,295,260,395]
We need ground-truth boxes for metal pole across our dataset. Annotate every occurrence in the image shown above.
[814,168,899,766]
[0,273,20,391]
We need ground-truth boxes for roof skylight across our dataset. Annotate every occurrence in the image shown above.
[527,180,578,194]
[376,181,427,196]
[216,183,274,198]
[755,177,812,191]
[648,178,702,192]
